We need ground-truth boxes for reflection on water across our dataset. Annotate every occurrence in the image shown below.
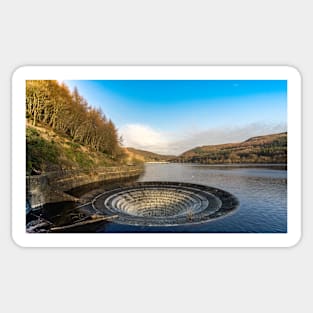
[101,163,287,233]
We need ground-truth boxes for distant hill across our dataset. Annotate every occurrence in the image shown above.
[126,147,174,163]
[172,132,287,164]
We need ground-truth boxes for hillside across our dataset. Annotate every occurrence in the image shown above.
[172,132,287,164]
[26,124,131,175]
[125,147,174,163]
[26,80,135,175]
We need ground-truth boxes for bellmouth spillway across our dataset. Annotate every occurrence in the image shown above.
[91,182,239,226]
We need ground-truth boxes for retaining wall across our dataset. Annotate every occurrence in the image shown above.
[26,165,144,209]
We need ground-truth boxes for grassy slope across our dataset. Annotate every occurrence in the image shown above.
[26,123,130,174]
[174,132,287,164]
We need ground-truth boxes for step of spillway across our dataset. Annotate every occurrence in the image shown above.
[92,182,239,226]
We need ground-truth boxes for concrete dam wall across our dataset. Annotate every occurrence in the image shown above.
[26,165,144,210]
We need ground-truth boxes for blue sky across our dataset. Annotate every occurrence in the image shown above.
[64,80,287,155]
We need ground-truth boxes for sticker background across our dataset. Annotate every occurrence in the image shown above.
[1,1,309,313]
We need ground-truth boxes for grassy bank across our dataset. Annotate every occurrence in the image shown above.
[26,124,139,175]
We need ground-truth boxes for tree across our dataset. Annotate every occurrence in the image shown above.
[26,80,122,159]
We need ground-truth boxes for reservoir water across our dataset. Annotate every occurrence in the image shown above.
[98,163,287,233]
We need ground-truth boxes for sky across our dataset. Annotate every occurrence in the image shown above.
[64,80,287,155]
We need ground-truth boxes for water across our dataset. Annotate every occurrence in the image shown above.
[100,163,287,233]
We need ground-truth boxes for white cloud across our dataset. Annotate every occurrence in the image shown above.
[119,122,287,156]
[120,124,171,155]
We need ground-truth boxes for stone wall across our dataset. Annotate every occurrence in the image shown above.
[26,165,144,210]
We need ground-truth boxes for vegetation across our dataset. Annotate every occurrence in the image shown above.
[26,80,129,174]
[26,124,129,174]
[172,132,287,164]
[26,80,122,157]
[26,127,59,173]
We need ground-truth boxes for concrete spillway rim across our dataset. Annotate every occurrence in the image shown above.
[91,181,240,226]
[103,186,220,218]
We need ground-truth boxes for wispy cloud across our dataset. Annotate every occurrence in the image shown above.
[120,122,287,156]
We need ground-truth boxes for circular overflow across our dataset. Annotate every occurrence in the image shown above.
[92,182,239,226]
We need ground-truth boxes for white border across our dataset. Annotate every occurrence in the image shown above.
[12,66,302,247]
